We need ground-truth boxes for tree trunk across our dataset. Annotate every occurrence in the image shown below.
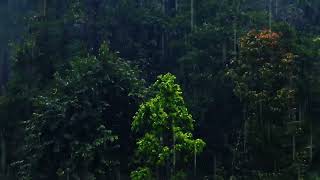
[86,0,100,54]
[175,0,178,11]
[275,0,278,16]
[243,106,247,152]
[161,0,166,62]
[1,132,6,175]
[161,33,165,58]
[0,52,9,90]
[233,23,237,58]
[299,103,302,122]
[80,160,91,180]
[43,0,46,16]
[158,136,163,180]
[310,122,313,162]
[194,143,197,177]
[191,0,194,30]
[222,41,227,63]
[172,123,176,176]
[162,0,166,13]
[269,0,272,31]
[213,155,216,179]
[292,135,295,161]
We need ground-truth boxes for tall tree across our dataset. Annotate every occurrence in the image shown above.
[227,29,311,179]
[17,43,144,180]
[131,73,205,179]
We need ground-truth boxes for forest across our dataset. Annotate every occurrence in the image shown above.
[0,0,320,179]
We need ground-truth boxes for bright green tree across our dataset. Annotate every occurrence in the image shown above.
[131,73,205,179]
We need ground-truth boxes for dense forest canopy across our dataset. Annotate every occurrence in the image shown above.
[0,0,320,179]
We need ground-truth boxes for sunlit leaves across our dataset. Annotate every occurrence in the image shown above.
[131,73,205,178]
[130,167,154,180]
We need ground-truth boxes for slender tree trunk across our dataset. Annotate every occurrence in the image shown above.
[191,0,194,30]
[156,165,160,180]
[80,160,91,180]
[213,155,216,179]
[43,0,47,16]
[162,0,166,13]
[222,41,227,63]
[233,23,237,58]
[292,135,296,161]
[158,136,163,180]
[275,0,278,17]
[161,33,165,58]
[194,143,197,177]
[267,120,271,142]
[233,0,239,58]
[172,123,176,177]
[66,169,70,180]
[1,1,10,89]
[269,0,272,31]
[117,166,121,180]
[1,132,6,175]
[0,52,9,90]
[299,103,302,122]
[86,0,99,53]
[310,122,313,162]
[243,106,247,152]
[175,0,178,11]
[161,0,166,61]
[259,101,263,123]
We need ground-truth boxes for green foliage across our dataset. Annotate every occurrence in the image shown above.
[130,167,154,180]
[228,30,297,107]
[1,0,320,179]
[227,29,311,179]
[131,73,205,179]
[17,43,144,179]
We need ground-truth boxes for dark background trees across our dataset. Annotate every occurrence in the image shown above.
[0,0,319,179]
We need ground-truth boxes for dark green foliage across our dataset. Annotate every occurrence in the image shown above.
[226,29,316,179]
[17,44,144,180]
[0,0,320,179]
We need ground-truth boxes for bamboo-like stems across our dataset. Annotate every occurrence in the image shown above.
[194,143,197,177]
[269,0,272,31]
[43,0,47,16]
[1,132,6,175]
[191,0,194,30]
[292,135,296,161]
[172,122,176,176]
